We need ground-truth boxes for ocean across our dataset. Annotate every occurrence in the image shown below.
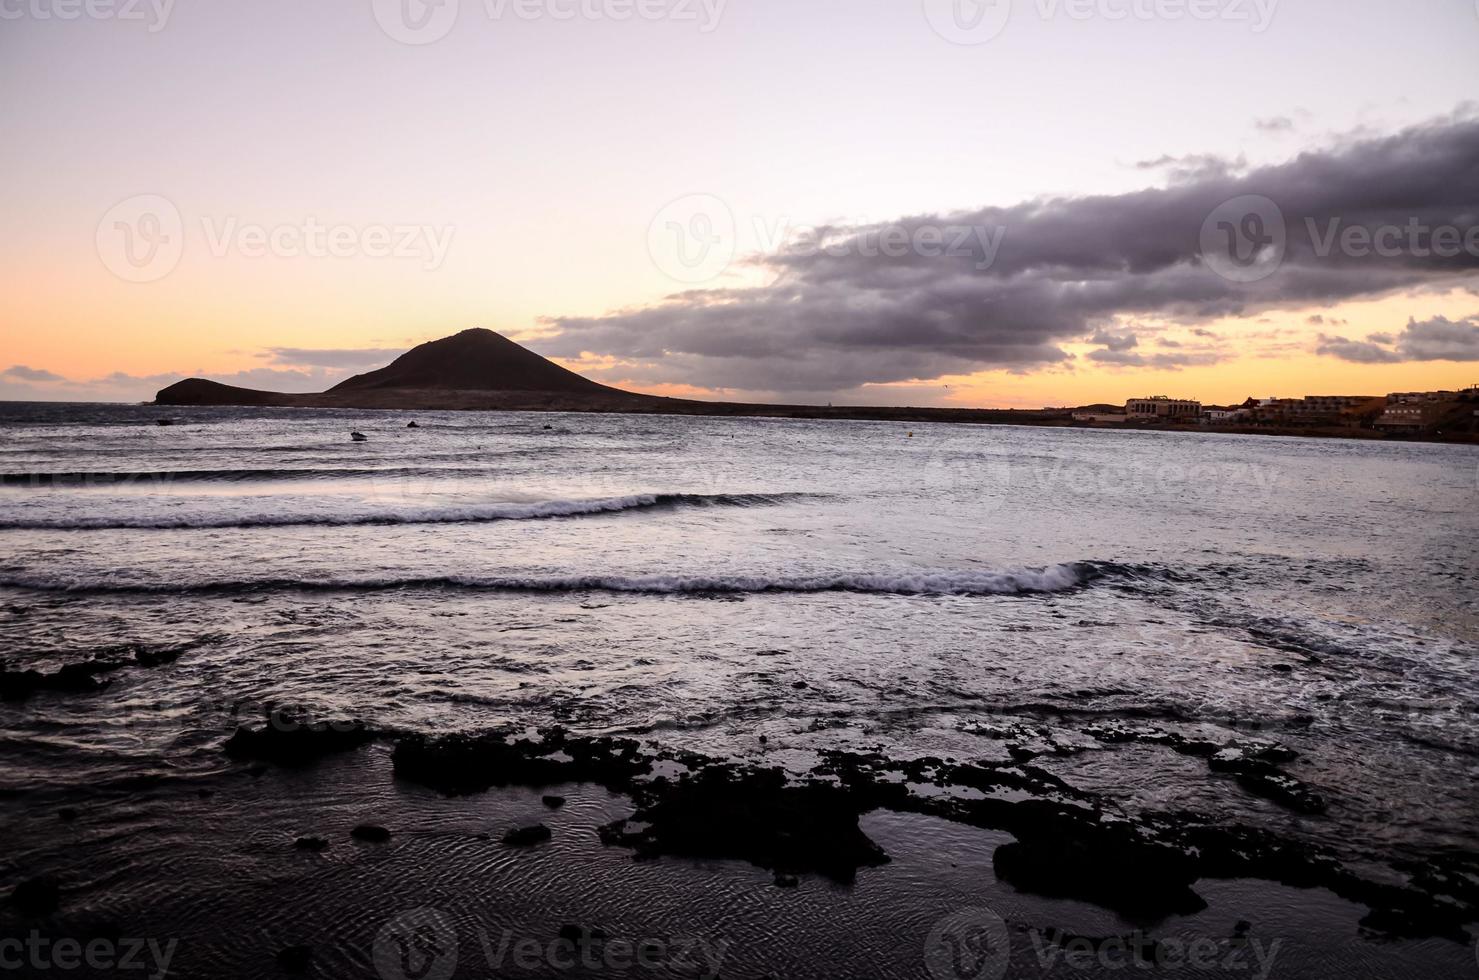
[1,401,1476,978]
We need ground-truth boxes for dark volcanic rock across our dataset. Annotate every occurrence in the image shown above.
[542,794,567,809]
[993,827,1206,920]
[351,824,392,843]
[294,836,330,852]
[503,824,553,847]
[1,662,111,700]
[275,945,312,972]
[0,642,200,702]
[1082,724,1322,814]
[599,765,889,883]
[222,719,375,767]
[10,877,61,917]
[384,724,1474,941]
[391,729,649,796]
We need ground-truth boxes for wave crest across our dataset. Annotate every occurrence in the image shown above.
[0,492,812,531]
[0,563,1112,597]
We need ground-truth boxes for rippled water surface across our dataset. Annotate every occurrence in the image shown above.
[1,402,1476,976]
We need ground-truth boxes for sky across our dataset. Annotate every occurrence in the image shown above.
[2,0,1478,407]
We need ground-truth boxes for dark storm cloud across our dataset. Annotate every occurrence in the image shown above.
[543,112,1479,394]
[1317,315,1479,364]
[1313,335,1400,363]
[1089,330,1139,352]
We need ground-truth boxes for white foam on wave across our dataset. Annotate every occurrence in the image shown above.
[0,563,1095,596]
[0,492,814,530]
[0,494,669,530]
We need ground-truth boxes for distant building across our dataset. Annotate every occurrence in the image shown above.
[1374,388,1477,433]
[1290,395,1385,427]
[1250,398,1300,424]
[1073,411,1128,423]
[1295,395,1379,417]
[1125,396,1201,420]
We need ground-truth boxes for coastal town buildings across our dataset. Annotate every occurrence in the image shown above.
[1125,396,1201,420]
[1072,388,1476,437]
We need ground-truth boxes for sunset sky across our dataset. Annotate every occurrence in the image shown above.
[2,0,1477,407]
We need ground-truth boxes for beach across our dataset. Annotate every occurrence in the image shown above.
[2,402,1477,978]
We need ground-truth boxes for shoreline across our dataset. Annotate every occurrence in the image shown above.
[9,394,1477,446]
[5,727,1475,978]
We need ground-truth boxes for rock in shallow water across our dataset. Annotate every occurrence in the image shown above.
[275,945,312,972]
[351,824,391,843]
[10,876,61,917]
[222,719,375,767]
[503,824,553,847]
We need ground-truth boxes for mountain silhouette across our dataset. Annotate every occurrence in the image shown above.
[152,327,1066,425]
[329,328,611,394]
[155,329,643,410]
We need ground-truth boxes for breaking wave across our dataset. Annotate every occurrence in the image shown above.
[0,493,815,530]
[0,562,1128,597]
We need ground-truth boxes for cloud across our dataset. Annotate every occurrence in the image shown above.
[2,365,66,383]
[1086,349,1224,369]
[1089,330,1138,352]
[262,347,400,369]
[0,358,358,403]
[1134,152,1247,183]
[544,112,1479,396]
[1313,335,1402,364]
[1255,116,1296,133]
[1315,315,1479,363]
[542,111,1479,394]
